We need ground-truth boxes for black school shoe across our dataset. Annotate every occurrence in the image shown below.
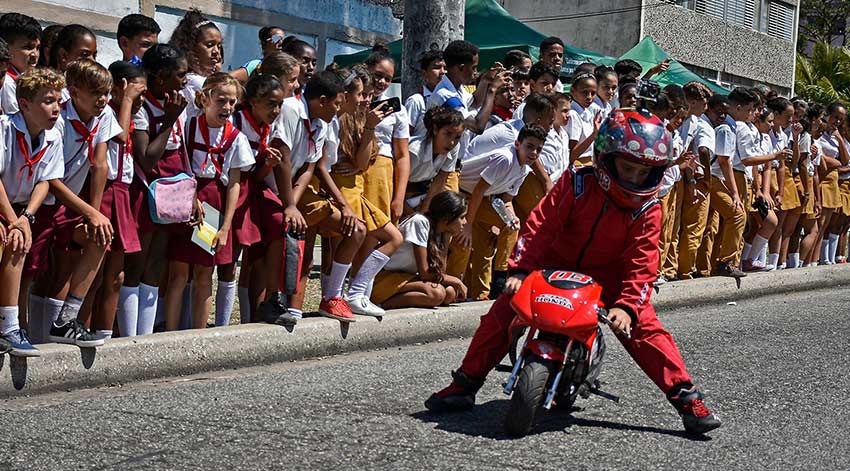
[257,292,298,327]
[49,319,105,348]
[668,385,722,434]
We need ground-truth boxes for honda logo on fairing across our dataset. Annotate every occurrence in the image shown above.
[535,294,574,309]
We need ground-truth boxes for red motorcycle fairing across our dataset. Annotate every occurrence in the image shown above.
[526,340,566,363]
[510,270,603,349]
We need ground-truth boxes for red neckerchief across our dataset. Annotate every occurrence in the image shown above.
[15,130,49,181]
[493,106,513,122]
[302,118,316,156]
[69,117,101,164]
[242,109,270,155]
[108,102,134,169]
[6,65,20,81]
[145,90,180,144]
[199,114,235,174]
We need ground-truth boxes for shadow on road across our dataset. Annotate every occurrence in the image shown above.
[412,399,710,442]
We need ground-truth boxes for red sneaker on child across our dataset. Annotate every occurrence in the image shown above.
[319,297,356,322]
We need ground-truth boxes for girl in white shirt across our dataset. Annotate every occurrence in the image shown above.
[168,10,223,116]
[163,73,254,331]
[567,73,603,167]
[371,191,468,309]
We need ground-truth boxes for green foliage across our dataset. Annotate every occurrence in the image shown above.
[795,42,850,106]
[798,0,850,51]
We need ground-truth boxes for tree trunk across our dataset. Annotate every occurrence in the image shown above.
[401,0,464,99]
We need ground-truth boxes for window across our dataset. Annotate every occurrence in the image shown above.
[767,1,794,41]
[688,0,756,28]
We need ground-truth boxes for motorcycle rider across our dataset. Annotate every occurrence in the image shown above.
[425,108,722,434]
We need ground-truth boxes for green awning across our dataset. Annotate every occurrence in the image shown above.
[617,36,729,94]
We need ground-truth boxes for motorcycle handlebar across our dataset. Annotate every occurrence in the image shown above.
[596,307,631,339]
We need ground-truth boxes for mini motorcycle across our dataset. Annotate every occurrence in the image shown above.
[502,269,621,437]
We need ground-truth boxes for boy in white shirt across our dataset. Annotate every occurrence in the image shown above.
[454,124,547,300]
[406,50,445,137]
[0,14,42,115]
[513,62,558,121]
[538,37,565,92]
[0,68,66,355]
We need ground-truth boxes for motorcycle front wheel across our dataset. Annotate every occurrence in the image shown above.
[504,357,552,437]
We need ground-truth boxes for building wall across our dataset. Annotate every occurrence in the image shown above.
[497,0,642,57]
[5,0,399,72]
[642,3,795,89]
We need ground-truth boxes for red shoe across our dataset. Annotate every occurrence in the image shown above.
[319,296,356,323]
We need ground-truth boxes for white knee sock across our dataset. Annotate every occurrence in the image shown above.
[347,251,390,298]
[828,234,840,263]
[749,236,768,263]
[238,287,251,323]
[95,330,112,340]
[0,306,20,335]
[215,280,236,327]
[45,297,64,326]
[137,283,159,335]
[117,286,139,337]
[787,252,799,268]
[366,278,375,299]
[324,262,351,301]
[741,242,752,262]
[767,253,779,267]
[820,240,830,264]
[27,295,45,343]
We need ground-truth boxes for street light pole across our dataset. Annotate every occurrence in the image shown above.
[401,0,464,99]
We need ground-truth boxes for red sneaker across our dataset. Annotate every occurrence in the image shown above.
[319,296,356,323]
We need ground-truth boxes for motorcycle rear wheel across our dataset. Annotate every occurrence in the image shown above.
[504,358,552,437]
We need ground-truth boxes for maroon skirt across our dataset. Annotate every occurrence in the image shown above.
[167,177,233,267]
[256,185,285,243]
[53,202,85,251]
[233,172,261,247]
[133,147,189,235]
[21,203,58,275]
[101,179,141,253]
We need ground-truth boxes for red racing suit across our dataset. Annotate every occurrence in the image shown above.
[458,166,692,394]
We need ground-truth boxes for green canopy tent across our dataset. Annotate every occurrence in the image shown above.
[332,0,615,78]
[617,36,729,94]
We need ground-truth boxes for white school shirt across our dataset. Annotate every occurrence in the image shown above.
[184,113,254,186]
[105,105,134,184]
[405,86,432,138]
[459,145,532,197]
[270,95,327,176]
[374,92,410,158]
[407,134,458,183]
[566,101,595,161]
[733,120,759,176]
[0,67,20,115]
[538,125,570,182]
[693,114,716,178]
[0,113,64,204]
[768,127,790,171]
[384,213,430,274]
[233,109,278,192]
[711,116,736,180]
[588,96,613,121]
[182,73,207,117]
[678,115,699,152]
[323,115,340,171]
[133,94,188,152]
[463,118,523,164]
[45,100,121,204]
[799,132,815,177]
[555,78,565,93]
[428,75,475,161]
[658,129,684,198]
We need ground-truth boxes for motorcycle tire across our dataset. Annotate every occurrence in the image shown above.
[504,358,552,437]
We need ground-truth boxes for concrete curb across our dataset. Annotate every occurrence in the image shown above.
[2,264,849,397]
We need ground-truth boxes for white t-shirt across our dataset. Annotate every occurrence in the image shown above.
[0,67,20,115]
[693,114,716,178]
[0,113,65,204]
[133,94,188,152]
[460,145,531,197]
[105,105,134,184]
[733,120,760,174]
[383,213,430,273]
[567,101,595,161]
[270,96,328,176]
[408,134,457,183]
[538,125,570,182]
[184,113,254,185]
[374,92,410,158]
[464,118,523,164]
[405,87,432,138]
[711,117,736,180]
[588,96,613,122]
[46,100,121,204]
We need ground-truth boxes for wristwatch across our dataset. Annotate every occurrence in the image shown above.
[19,209,35,225]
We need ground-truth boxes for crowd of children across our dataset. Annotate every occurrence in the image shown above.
[0,11,845,358]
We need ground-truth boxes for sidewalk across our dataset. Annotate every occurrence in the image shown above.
[2,265,848,397]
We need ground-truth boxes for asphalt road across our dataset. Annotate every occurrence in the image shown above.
[1,288,849,470]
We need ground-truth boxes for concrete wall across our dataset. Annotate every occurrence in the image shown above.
[642,3,795,89]
[497,0,642,57]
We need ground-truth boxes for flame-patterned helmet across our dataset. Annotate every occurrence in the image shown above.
[593,109,672,209]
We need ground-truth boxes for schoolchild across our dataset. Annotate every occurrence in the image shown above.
[406,50,446,136]
[230,26,286,84]
[168,10,223,115]
[117,14,161,64]
[0,14,42,115]
[567,73,603,166]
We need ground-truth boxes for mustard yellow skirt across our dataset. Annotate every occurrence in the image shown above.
[371,270,416,304]
[782,166,801,211]
[363,155,394,216]
[332,172,390,232]
[795,175,815,218]
[821,169,842,209]
[839,179,850,216]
